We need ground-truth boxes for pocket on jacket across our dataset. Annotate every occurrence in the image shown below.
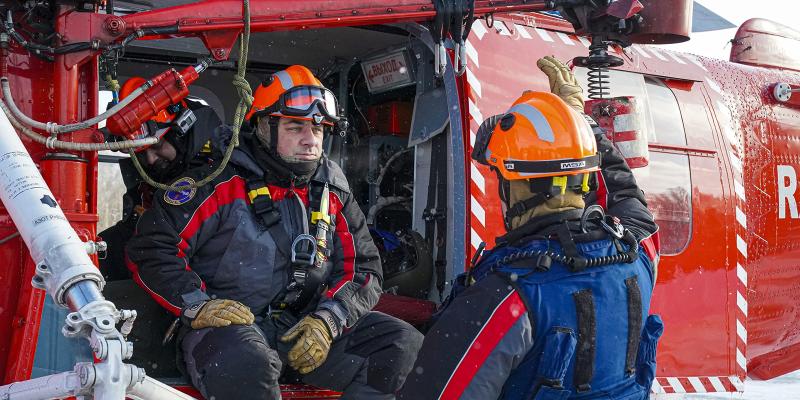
[635,314,664,391]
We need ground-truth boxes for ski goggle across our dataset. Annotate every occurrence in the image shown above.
[268,85,341,125]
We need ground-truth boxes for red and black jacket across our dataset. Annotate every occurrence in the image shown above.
[126,132,382,328]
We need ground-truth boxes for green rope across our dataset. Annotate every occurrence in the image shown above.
[129,0,252,192]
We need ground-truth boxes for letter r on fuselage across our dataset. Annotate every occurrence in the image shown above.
[778,165,798,219]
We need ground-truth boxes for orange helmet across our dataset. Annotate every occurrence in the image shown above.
[246,65,340,125]
[473,91,599,182]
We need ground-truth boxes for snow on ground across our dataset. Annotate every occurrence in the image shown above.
[652,371,800,400]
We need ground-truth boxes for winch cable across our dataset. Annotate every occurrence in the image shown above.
[127,0,253,192]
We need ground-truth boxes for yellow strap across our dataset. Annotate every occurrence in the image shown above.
[248,187,271,202]
[581,173,591,193]
[552,176,568,195]
[311,211,331,225]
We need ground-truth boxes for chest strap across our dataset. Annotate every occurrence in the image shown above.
[247,178,281,228]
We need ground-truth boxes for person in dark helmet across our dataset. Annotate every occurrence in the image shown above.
[98,76,222,281]
[126,65,423,400]
[399,57,662,400]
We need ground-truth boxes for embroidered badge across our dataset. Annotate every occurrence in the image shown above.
[164,177,197,206]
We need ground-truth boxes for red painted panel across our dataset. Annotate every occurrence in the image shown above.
[0,6,101,384]
[701,55,800,379]
[465,16,737,381]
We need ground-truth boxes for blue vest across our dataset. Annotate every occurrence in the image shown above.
[464,234,663,400]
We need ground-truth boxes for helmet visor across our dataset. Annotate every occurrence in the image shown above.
[280,85,340,121]
[471,114,502,165]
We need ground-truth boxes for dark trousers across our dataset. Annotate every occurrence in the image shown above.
[180,311,423,400]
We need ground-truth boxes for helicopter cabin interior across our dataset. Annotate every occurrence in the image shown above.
[32,22,464,383]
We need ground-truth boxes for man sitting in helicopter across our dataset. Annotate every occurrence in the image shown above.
[98,76,223,281]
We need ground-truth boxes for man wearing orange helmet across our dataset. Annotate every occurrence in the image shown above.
[98,76,222,281]
[126,65,422,399]
[399,58,662,400]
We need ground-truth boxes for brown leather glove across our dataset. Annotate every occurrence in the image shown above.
[280,311,339,374]
[183,299,255,329]
[536,55,585,113]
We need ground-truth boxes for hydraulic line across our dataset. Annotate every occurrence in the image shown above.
[1,77,150,134]
[0,98,158,151]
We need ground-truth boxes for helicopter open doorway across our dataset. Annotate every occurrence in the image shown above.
[33,22,464,386]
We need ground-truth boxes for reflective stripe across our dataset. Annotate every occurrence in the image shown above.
[274,70,294,90]
[507,103,555,143]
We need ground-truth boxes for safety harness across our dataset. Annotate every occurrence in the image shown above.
[492,206,639,274]
[244,177,334,319]
[472,206,645,396]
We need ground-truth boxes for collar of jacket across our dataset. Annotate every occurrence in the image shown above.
[497,209,585,247]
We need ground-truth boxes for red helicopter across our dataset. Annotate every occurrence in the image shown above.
[0,0,798,398]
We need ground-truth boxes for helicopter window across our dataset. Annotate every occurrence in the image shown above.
[97,157,128,232]
[632,152,692,255]
[644,77,687,146]
[97,90,133,232]
[573,67,656,145]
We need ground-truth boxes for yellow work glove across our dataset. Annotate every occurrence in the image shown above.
[280,311,339,374]
[536,55,585,113]
[183,299,255,329]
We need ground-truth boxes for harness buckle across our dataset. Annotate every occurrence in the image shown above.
[291,234,316,266]
[268,304,285,319]
[600,217,625,240]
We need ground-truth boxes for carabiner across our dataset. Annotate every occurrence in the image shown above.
[291,234,317,266]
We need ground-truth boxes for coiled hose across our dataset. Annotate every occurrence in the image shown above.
[495,230,639,272]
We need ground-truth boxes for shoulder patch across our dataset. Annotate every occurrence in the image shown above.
[164,177,197,206]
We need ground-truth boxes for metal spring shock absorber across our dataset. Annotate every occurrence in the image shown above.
[573,35,624,100]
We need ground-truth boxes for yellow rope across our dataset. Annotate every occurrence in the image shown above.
[129,0,252,192]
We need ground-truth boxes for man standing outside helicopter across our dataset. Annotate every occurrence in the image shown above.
[398,57,662,399]
[127,65,423,399]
